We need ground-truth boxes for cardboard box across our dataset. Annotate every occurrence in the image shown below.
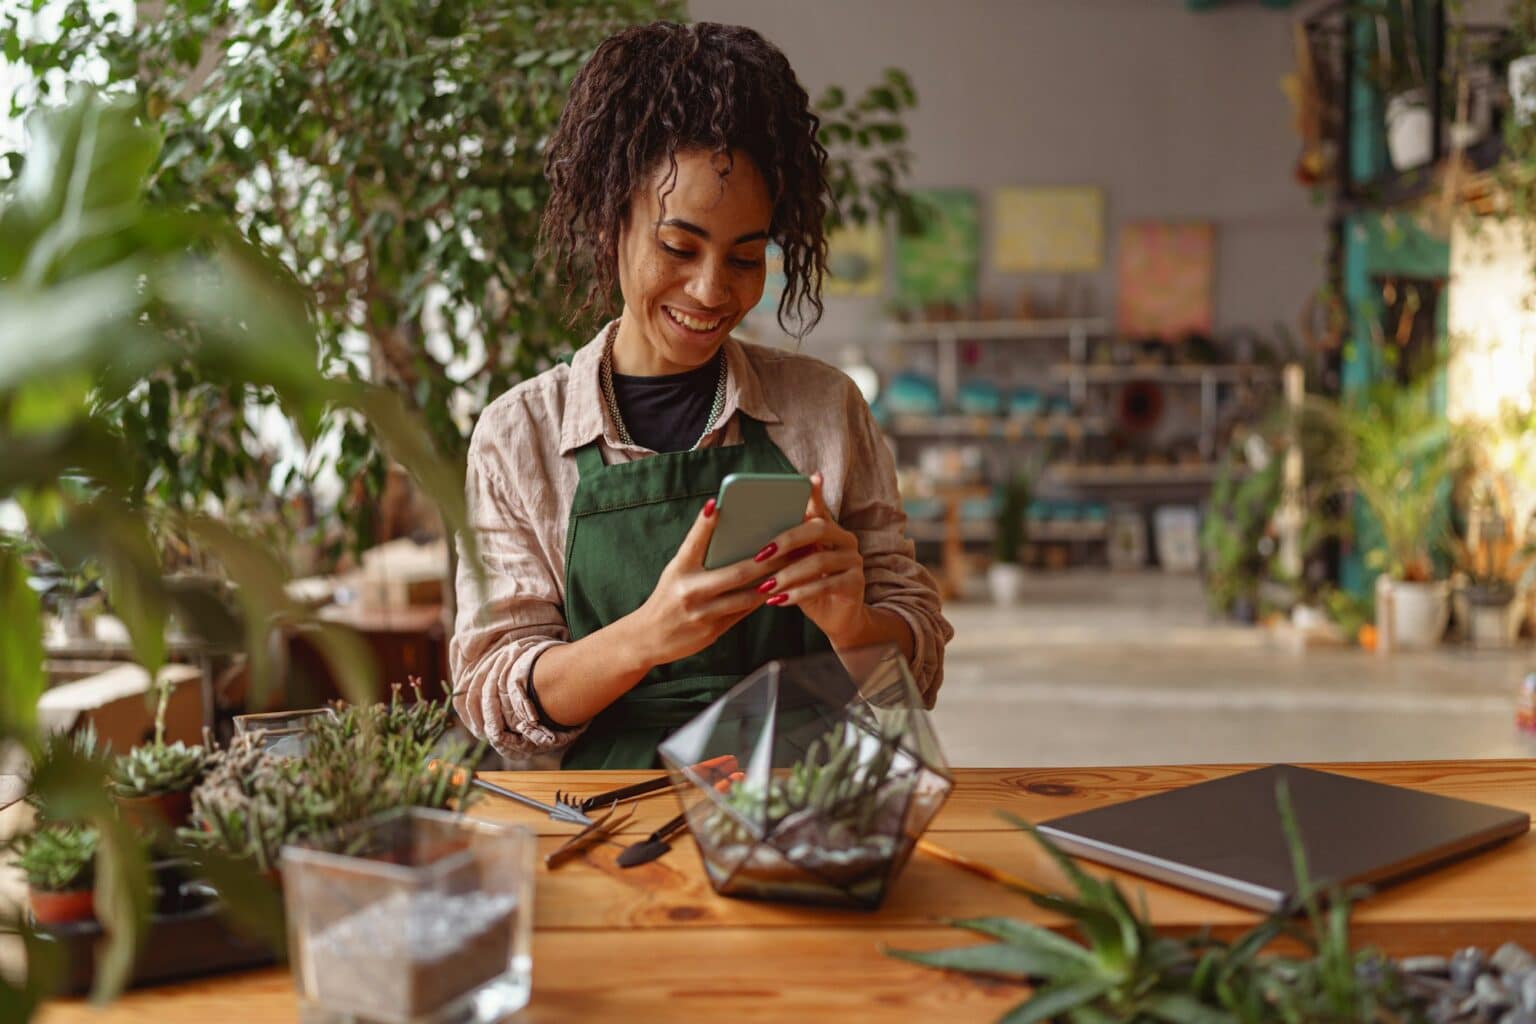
[36,663,205,751]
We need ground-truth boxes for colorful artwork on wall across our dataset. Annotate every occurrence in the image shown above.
[1116,221,1215,340]
[825,224,885,297]
[992,186,1104,272]
[896,189,979,307]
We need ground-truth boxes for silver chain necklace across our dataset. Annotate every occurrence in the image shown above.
[599,319,728,452]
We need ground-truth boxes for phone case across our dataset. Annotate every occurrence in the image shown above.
[703,473,811,569]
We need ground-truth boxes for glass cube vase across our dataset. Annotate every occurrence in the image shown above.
[280,808,534,1024]
[658,645,953,910]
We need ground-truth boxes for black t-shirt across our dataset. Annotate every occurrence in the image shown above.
[610,354,721,453]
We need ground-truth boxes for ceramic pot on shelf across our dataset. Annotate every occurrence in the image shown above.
[1386,90,1434,170]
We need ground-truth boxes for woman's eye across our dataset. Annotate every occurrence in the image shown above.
[660,242,691,258]
[732,257,763,270]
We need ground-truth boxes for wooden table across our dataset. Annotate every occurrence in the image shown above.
[38,760,1536,1023]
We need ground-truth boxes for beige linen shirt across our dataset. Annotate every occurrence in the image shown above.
[451,322,952,758]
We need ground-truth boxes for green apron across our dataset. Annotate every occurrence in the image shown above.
[558,415,832,769]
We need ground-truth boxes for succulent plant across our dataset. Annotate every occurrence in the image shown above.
[703,718,906,847]
[185,681,480,871]
[12,825,98,893]
[112,740,216,799]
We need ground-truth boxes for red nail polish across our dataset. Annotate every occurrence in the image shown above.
[754,542,777,562]
[703,498,716,518]
[765,594,788,606]
[757,578,776,594]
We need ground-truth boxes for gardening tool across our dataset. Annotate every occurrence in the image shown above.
[616,770,744,868]
[915,837,1044,895]
[554,754,739,812]
[424,760,593,826]
[544,803,637,869]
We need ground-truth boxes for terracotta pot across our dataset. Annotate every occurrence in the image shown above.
[115,789,194,831]
[29,887,95,926]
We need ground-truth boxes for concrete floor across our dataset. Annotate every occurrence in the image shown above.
[931,571,1536,767]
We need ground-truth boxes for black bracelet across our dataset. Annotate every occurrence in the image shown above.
[524,645,581,732]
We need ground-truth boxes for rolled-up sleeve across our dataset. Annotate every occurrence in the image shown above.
[837,384,954,705]
[450,418,585,757]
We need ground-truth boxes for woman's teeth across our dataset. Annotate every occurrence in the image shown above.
[666,307,723,332]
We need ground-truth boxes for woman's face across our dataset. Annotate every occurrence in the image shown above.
[613,147,772,375]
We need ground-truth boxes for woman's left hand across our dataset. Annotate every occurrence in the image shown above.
[758,472,869,645]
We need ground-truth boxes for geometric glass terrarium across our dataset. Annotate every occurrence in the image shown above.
[280,807,534,1024]
[658,645,952,910]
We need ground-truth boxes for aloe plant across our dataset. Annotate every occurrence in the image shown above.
[12,825,98,893]
[888,783,1429,1023]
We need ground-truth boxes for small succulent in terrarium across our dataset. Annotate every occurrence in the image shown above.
[701,719,910,854]
[662,647,953,909]
[112,740,216,799]
[12,824,98,892]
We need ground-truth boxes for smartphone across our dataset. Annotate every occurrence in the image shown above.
[703,472,811,570]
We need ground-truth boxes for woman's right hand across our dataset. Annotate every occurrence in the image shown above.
[631,498,773,665]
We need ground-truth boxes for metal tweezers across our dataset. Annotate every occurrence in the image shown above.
[544,803,637,869]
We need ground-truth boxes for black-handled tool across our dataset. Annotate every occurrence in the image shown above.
[615,809,691,868]
[616,770,744,868]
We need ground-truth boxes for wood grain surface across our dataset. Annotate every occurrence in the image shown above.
[36,760,1536,1023]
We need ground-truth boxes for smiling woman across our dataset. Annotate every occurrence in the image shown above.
[450,22,952,770]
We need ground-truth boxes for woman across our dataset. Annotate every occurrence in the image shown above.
[451,21,951,769]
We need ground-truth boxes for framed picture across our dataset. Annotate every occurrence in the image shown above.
[825,223,885,297]
[992,186,1104,272]
[896,189,979,307]
[1116,222,1215,341]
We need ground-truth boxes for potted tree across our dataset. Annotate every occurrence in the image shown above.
[1317,374,1462,650]
[13,825,98,927]
[987,474,1031,606]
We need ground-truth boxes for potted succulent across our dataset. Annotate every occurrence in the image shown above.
[13,825,98,926]
[113,740,216,832]
[111,681,215,830]
[987,474,1031,606]
[186,683,479,877]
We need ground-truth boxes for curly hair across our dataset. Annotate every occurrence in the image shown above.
[539,21,829,337]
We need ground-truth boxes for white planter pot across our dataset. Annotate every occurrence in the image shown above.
[1510,55,1536,126]
[1386,92,1434,170]
[1467,600,1518,649]
[988,563,1027,606]
[1385,580,1450,649]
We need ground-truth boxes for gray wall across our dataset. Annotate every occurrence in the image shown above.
[690,0,1332,350]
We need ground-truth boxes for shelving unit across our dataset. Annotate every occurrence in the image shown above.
[886,413,1108,440]
[1045,463,1232,486]
[862,315,1283,579]
[878,318,1107,408]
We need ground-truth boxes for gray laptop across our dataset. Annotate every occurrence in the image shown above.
[1036,764,1530,912]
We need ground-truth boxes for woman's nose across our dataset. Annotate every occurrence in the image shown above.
[685,260,730,308]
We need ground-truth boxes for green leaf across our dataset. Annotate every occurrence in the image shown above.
[886,941,1086,982]
[1141,991,1236,1024]
[0,549,45,738]
[997,976,1117,1024]
[946,917,1096,974]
